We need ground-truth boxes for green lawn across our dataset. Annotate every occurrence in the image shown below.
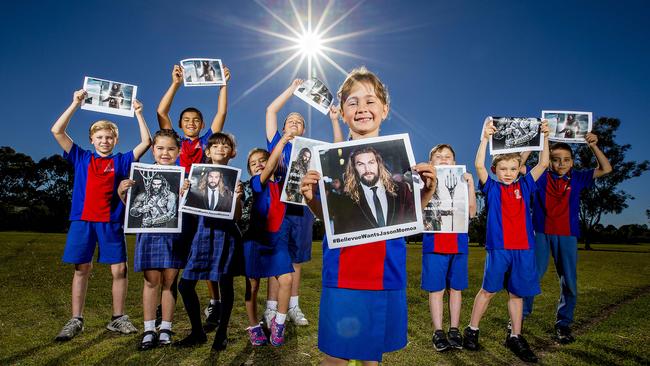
[1,232,649,365]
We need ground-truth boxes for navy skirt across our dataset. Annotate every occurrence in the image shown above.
[134,233,186,272]
[182,216,241,281]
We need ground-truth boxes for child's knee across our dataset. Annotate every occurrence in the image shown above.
[74,262,93,277]
[479,288,496,299]
[110,262,127,279]
[277,274,292,288]
[250,278,260,293]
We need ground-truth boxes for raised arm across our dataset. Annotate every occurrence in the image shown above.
[519,150,532,175]
[329,105,344,143]
[260,131,294,184]
[474,117,494,185]
[529,121,550,181]
[266,79,303,141]
[464,173,478,218]
[132,99,152,160]
[51,90,86,153]
[156,65,183,130]
[209,66,230,133]
[301,170,323,220]
[585,132,613,178]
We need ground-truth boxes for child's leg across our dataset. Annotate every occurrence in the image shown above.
[449,289,462,329]
[110,262,128,316]
[246,278,260,326]
[71,262,93,317]
[507,293,524,336]
[161,269,179,322]
[178,278,204,336]
[207,280,220,302]
[321,355,350,366]
[469,289,496,328]
[213,276,234,350]
[552,236,578,328]
[523,233,552,317]
[267,276,279,303]
[276,273,293,315]
[142,270,162,321]
[428,290,445,330]
[291,263,302,298]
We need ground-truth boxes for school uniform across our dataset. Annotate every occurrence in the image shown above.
[523,168,595,326]
[177,131,212,174]
[182,216,241,281]
[421,233,469,292]
[479,174,540,297]
[133,233,186,272]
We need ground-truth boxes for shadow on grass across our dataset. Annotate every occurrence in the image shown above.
[561,339,649,365]
[0,331,105,365]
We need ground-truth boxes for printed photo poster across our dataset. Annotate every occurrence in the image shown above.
[280,137,326,206]
[180,58,226,86]
[313,134,423,249]
[489,117,543,155]
[180,164,241,219]
[543,110,592,143]
[82,76,137,117]
[423,165,469,233]
[293,77,333,114]
[124,163,184,233]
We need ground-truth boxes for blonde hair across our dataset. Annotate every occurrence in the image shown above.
[492,153,522,168]
[89,120,118,139]
[344,146,396,204]
[338,66,390,109]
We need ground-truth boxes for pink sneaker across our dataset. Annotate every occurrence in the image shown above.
[246,324,267,346]
[269,317,286,346]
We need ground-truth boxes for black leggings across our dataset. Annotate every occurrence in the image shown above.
[178,276,234,337]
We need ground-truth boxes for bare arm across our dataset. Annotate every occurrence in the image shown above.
[210,66,230,133]
[266,79,303,141]
[519,151,532,175]
[413,163,437,208]
[585,133,613,178]
[132,99,152,160]
[329,105,344,143]
[156,65,183,130]
[529,121,550,181]
[260,132,293,184]
[474,117,494,185]
[301,170,323,220]
[51,90,87,153]
[464,173,477,218]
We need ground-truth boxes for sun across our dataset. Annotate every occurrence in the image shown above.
[297,31,324,57]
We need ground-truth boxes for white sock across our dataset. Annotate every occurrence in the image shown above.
[159,321,172,342]
[289,296,299,309]
[469,325,479,331]
[266,300,278,311]
[210,298,220,306]
[144,320,156,332]
[275,312,287,325]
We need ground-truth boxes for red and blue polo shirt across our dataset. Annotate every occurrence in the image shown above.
[422,233,469,254]
[532,168,594,237]
[178,130,212,173]
[480,173,537,250]
[267,131,292,180]
[64,144,134,223]
[250,175,286,234]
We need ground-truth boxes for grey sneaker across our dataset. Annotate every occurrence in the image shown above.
[288,306,309,326]
[55,318,84,342]
[106,315,138,334]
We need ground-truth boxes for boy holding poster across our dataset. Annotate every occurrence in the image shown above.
[52,90,151,341]
[300,67,437,365]
[422,144,477,351]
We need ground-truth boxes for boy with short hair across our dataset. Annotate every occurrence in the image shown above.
[51,89,151,341]
[522,133,612,343]
[464,117,549,363]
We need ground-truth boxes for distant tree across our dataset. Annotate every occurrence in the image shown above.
[34,155,74,232]
[468,191,486,246]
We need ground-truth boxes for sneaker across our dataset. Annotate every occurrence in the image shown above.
[505,335,538,363]
[203,303,221,332]
[555,324,575,344]
[462,327,480,351]
[204,302,220,319]
[263,308,277,329]
[447,327,463,349]
[139,330,158,351]
[247,324,268,346]
[432,329,451,351]
[269,317,286,347]
[106,315,138,334]
[288,306,309,326]
[54,318,84,342]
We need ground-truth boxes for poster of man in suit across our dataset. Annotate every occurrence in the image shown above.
[180,164,241,220]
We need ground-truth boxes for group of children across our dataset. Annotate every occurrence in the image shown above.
[51,64,611,365]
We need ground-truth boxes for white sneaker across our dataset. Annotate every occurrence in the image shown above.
[288,306,309,326]
[106,315,138,334]
[263,308,277,328]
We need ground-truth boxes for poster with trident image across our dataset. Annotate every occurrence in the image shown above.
[423,165,469,233]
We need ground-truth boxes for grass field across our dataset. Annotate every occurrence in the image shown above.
[1,232,649,365]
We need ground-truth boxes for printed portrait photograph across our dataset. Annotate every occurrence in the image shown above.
[293,77,333,115]
[423,165,469,233]
[181,58,225,86]
[489,117,543,154]
[180,164,241,219]
[314,134,423,248]
[124,163,184,233]
[543,110,592,143]
[81,76,137,117]
[281,137,325,206]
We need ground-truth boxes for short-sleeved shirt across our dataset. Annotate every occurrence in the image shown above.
[249,175,287,235]
[178,130,212,173]
[532,168,594,237]
[267,131,292,180]
[480,173,537,250]
[64,144,134,223]
[422,233,469,254]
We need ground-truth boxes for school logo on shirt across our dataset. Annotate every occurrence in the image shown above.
[514,189,521,199]
[103,161,115,173]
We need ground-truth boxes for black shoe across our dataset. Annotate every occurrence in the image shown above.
[505,335,538,363]
[211,332,228,351]
[139,331,158,351]
[157,329,173,346]
[173,332,207,347]
[155,305,163,328]
[203,303,221,332]
[448,327,463,349]
[432,330,451,352]
[555,325,575,344]
[463,327,480,351]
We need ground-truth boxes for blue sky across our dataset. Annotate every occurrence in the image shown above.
[1,0,648,226]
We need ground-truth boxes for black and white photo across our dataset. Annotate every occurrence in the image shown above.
[293,77,333,114]
[82,76,137,117]
[281,136,325,206]
[180,58,226,86]
[181,164,241,219]
[423,165,469,233]
[314,134,423,248]
[489,117,543,154]
[543,110,592,143]
[124,163,184,233]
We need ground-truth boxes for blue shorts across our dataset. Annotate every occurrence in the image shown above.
[482,249,540,297]
[318,287,407,362]
[284,210,313,264]
[421,253,468,292]
[63,221,127,265]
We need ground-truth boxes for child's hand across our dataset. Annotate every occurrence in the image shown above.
[540,120,550,136]
[117,179,136,203]
[329,105,341,122]
[281,130,296,143]
[180,178,191,196]
[235,181,244,200]
[300,170,321,202]
[172,65,183,85]
[463,172,474,185]
[133,99,143,115]
[413,163,437,192]
[585,132,598,146]
[482,117,496,139]
[290,78,304,91]
[73,89,87,107]
[223,66,231,83]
